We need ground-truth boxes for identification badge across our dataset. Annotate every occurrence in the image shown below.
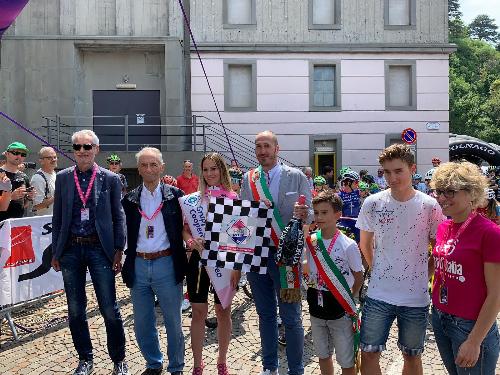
[146,225,154,239]
[80,208,90,221]
[317,289,324,307]
[439,284,448,305]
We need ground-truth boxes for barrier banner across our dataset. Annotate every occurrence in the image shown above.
[179,192,236,309]
[0,215,63,306]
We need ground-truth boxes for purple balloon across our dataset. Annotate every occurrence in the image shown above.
[0,0,30,37]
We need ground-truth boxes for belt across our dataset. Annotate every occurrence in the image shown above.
[70,233,100,245]
[136,249,172,260]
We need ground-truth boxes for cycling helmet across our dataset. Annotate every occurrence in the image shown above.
[363,174,375,184]
[413,173,422,180]
[313,176,327,186]
[341,170,360,182]
[486,188,496,200]
[106,153,121,163]
[339,166,352,177]
[359,181,369,191]
[425,168,435,181]
[487,166,496,174]
[162,175,178,187]
[369,183,380,194]
[432,157,441,163]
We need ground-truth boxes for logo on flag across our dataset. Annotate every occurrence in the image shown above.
[185,193,201,207]
[227,219,251,245]
[3,226,35,268]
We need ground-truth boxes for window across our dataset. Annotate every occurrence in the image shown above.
[385,61,416,110]
[223,0,256,28]
[308,0,341,30]
[309,62,341,111]
[224,61,257,112]
[384,0,416,29]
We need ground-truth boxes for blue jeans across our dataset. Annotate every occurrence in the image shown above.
[432,307,500,375]
[360,297,429,355]
[247,254,304,375]
[60,244,125,363]
[131,256,184,372]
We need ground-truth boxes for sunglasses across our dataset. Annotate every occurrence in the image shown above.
[73,144,95,151]
[108,161,120,165]
[8,150,27,157]
[433,189,458,198]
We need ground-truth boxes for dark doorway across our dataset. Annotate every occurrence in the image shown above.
[93,90,161,151]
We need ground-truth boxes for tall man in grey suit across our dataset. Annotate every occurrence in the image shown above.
[51,130,128,375]
[240,131,312,375]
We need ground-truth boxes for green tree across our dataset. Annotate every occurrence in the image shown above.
[448,0,461,19]
[469,15,499,44]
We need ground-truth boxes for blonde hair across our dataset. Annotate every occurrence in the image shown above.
[430,161,489,209]
[199,153,233,197]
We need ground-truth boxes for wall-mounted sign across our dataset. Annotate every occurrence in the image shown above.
[401,128,417,145]
[136,114,145,124]
[426,122,440,130]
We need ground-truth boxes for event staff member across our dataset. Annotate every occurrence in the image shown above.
[0,142,35,221]
[182,152,239,375]
[356,144,445,375]
[121,147,186,375]
[51,130,128,375]
[31,146,57,215]
[240,131,312,375]
[430,162,500,373]
[177,159,199,194]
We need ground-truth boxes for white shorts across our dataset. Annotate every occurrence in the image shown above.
[310,314,355,368]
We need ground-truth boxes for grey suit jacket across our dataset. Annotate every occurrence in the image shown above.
[51,165,126,262]
[241,163,313,225]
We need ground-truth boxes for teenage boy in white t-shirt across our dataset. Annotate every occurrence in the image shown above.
[303,191,364,375]
[356,144,445,375]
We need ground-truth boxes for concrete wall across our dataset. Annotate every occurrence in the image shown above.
[169,0,448,45]
[191,52,450,175]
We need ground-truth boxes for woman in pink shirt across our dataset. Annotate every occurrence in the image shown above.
[431,161,500,374]
[182,153,239,375]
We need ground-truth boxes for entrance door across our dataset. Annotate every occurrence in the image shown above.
[93,90,161,151]
[314,153,336,181]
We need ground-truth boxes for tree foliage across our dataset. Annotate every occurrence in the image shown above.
[469,15,500,44]
[448,1,500,144]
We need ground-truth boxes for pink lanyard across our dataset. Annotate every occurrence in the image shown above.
[438,211,478,257]
[73,165,98,208]
[137,203,163,222]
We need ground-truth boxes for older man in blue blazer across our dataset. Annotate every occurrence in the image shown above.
[51,129,128,375]
[240,130,312,375]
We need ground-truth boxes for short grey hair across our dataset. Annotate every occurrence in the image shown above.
[38,146,55,157]
[135,147,163,165]
[303,166,312,174]
[71,130,100,145]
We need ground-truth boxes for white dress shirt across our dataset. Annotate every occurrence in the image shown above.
[137,183,170,253]
[266,163,282,203]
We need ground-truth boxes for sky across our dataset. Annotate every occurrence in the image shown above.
[461,0,500,24]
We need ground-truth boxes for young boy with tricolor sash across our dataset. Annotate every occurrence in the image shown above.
[303,191,364,375]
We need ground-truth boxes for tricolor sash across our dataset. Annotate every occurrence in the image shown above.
[306,230,361,362]
[248,166,284,246]
[249,166,301,302]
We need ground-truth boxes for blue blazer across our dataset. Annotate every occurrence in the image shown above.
[51,165,126,262]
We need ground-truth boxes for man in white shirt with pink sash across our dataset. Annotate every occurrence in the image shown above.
[240,131,312,375]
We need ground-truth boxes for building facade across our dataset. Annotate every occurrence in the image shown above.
[188,0,454,176]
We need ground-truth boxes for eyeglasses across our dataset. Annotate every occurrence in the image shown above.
[8,150,27,157]
[73,144,95,151]
[108,161,120,165]
[433,189,459,198]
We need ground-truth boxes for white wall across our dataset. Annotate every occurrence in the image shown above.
[191,52,450,174]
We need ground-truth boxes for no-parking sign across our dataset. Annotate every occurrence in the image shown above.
[401,128,417,145]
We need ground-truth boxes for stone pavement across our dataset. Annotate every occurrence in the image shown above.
[1,279,499,375]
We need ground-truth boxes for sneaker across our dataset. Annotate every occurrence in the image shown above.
[181,298,191,312]
[192,366,203,375]
[73,360,94,375]
[259,370,278,375]
[170,372,183,375]
[217,363,229,375]
[112,361,129,375]
[141,368,163,375]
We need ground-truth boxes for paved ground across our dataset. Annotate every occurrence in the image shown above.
[1,279,498,374]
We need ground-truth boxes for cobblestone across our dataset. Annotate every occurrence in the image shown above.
[1,279,499,374]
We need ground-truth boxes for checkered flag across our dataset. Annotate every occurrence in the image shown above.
[200,197,274,274]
